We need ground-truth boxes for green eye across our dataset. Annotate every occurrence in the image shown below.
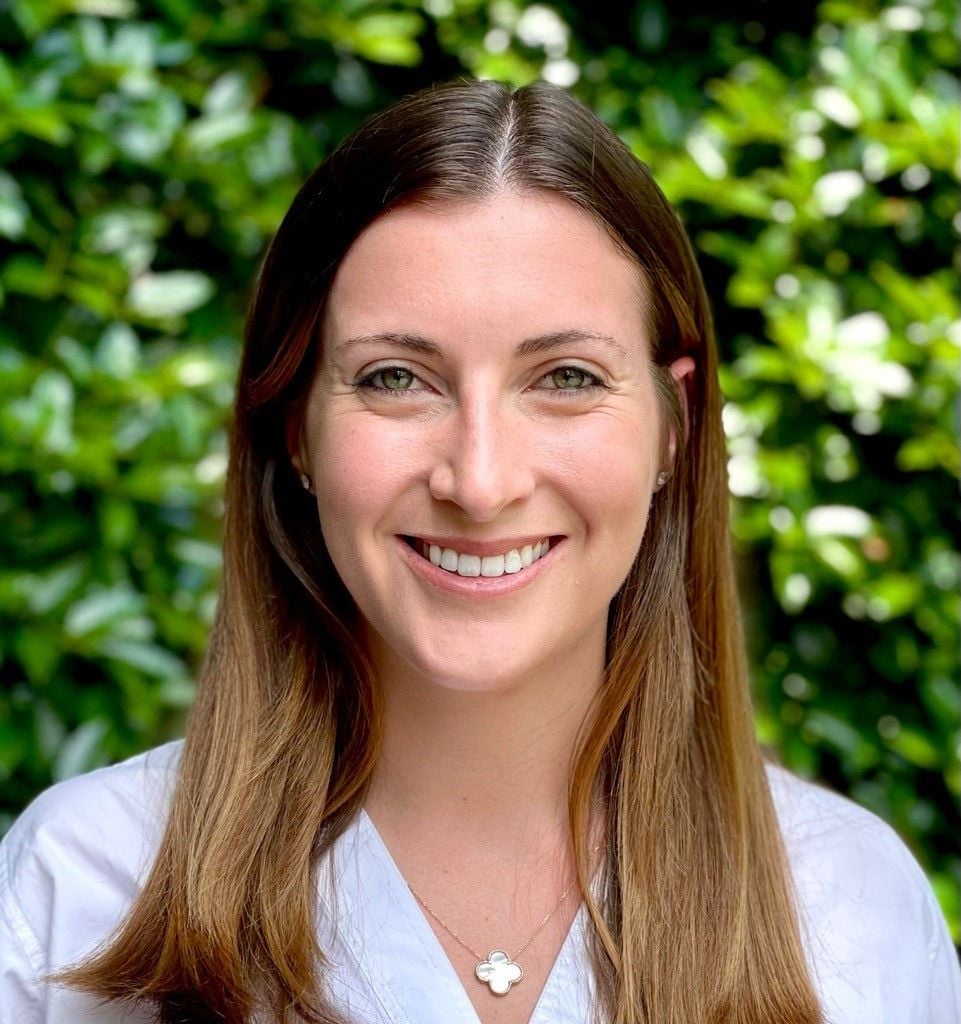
[549,367,594,390]
[357,367,423,393]
[380,368,416,390]
[535,365,608,398]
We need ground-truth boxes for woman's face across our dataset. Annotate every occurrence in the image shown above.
[294,190,693,693]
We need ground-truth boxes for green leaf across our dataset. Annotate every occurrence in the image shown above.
[54,720,109,782]
[99,638,188,677]
[64,586,146,638]
[127,270,215,318]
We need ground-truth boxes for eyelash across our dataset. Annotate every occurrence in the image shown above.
[353,365,609,400]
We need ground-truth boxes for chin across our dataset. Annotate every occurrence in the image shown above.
[423,660,532,693]
[432,676,520,695]
[400,642,539,695]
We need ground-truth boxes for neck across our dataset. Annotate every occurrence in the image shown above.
[363,627,607,850]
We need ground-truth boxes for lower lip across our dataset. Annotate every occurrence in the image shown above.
[395,535,566,598]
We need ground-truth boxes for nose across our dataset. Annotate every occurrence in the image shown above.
[427,388,536,522]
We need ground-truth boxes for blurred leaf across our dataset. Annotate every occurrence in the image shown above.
[127,271,215,318]
[64,585,146,637]
[53,720,109,782]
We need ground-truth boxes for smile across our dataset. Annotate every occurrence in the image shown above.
[396,535,566,597]
[404,536,552,578]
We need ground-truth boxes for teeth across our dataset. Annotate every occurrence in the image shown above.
[480,554,504,577]
[419,538,551,578]
[458,554,481,577]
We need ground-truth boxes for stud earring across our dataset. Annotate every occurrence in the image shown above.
[656,471,669,487]
[300,473,312,492]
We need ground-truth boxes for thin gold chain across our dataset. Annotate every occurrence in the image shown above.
[404,841,603,962]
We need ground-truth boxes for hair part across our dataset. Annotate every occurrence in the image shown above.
[56,76,824,1024]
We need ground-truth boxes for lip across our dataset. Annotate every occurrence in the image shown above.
[395,534,566,598]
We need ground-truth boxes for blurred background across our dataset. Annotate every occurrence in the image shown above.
[0,0,958,938]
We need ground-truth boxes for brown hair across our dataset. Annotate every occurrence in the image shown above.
[57,77,824,1024]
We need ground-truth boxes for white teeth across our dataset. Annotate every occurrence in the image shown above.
[480,555,505,577]
[415,537,552,578]
[457,553,481,577]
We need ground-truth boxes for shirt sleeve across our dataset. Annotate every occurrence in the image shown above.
[766,762,961,1023]
[919,875,961,1024]
[0,746,181,1024]
[0,826,45,1024]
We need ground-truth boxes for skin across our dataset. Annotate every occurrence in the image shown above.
[291,190,693,1015]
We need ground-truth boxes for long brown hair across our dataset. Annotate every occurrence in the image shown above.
[57,77,824,1024]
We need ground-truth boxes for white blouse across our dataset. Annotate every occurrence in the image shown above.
[1,740,959,1024]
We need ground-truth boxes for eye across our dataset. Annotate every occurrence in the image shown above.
[535,365,608,397]
[354,366,427,396]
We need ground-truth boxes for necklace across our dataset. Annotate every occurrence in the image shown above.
[404,841,603,997]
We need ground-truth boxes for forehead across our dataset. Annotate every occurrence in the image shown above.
[322,191,650,358]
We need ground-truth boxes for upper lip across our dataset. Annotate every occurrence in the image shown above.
[402,534,563,557]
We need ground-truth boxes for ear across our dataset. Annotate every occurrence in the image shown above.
[665,355,695,466]
[285,407,307,478]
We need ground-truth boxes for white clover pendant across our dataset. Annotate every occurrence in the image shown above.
[475,950,523,995]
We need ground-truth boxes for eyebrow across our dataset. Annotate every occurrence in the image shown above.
[337,329,628,359]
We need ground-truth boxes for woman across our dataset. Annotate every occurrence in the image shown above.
[1,77,957,1024]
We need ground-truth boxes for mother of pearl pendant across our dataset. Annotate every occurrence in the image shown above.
[475,950,523,995]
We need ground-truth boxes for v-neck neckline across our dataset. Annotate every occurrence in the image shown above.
[346,806,598,1024]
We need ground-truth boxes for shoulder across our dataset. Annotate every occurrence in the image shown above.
[2,739,182,887]
[0,741,183,981]
[763,759,934,907]
[763,761,961,1023]
[765,759,919,871]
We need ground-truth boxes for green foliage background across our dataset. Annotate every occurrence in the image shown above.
[1,0,958,937]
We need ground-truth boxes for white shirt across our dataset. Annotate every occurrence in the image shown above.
[1,740,958,1024]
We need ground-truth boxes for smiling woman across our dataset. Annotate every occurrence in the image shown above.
[289,190,692,715]
[1,77,958,1024]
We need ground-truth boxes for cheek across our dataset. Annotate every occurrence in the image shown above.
[310,415,418,529]
[550,413,657,511]
[552,416,657,593]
